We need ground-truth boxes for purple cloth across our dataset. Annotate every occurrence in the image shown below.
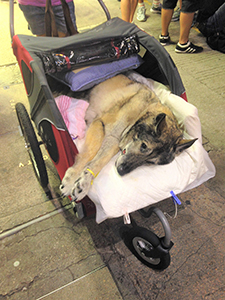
[53,55,143,91]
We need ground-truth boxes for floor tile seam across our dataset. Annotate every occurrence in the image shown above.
[35,264,107,300]
[0,203,73,240]
[187,206,225,228]
[0,62,18,68]
[188,74,225,82]
[0,129,19,137]
[176,65,224,76]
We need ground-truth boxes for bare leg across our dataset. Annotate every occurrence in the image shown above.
[161,8,174,36]
[121,0,138,22]
[179,12,195,44]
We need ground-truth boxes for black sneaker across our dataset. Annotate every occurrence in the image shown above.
[159,34,170,46]
[175,41,203,53]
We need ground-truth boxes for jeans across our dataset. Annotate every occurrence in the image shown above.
[199,3,225,37]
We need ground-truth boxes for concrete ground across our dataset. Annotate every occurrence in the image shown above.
[0,0,225,299]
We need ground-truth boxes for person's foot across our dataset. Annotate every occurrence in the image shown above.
[171,7,180,22]
[175,41,203,53]
[150,3,162,14]
[159,34,170,46]
[137,6,146,22]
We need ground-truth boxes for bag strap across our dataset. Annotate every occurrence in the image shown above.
[59,0,78,35]
[45,0,58,37]
[45,0,78,37]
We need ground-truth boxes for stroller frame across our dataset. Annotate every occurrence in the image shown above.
[10,0,187,270]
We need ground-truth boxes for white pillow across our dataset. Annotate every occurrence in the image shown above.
[87,74,216,223]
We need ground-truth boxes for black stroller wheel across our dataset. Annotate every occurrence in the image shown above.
[124,227,171,270]
[16,102,49,190]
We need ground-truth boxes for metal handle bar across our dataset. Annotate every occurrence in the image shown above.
[9,0,14,40]
[98,0,111,21]
[9,0,111,40]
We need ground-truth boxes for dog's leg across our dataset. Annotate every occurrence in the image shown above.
[60,119,106,197]
[61,86,155,200]
[61,115,121,200]
[70,135,119,201]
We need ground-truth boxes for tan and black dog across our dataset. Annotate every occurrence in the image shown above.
[60,74,196,201]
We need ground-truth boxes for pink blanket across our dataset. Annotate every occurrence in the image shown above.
[55,95,89,140]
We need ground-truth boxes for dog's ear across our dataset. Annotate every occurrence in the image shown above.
[175,138,198,153]
[155,113,166,136]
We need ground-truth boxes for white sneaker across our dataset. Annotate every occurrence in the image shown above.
[150,3,162,14]
[137,6,146,22]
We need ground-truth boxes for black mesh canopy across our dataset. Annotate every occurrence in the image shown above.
[14,17,185,130]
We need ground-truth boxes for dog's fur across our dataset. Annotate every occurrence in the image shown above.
[60,74,196,201]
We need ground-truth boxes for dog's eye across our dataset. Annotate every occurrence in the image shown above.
[140,142,147,152]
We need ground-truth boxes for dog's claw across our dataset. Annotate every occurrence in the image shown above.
[60,168,94,202]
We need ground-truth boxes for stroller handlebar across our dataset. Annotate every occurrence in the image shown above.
[9,0,14,40]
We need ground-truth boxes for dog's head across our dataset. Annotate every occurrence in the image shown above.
[116,112,197,176]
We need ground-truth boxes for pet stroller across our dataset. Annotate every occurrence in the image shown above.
[10,0,215,270]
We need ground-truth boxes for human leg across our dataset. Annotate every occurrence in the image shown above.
[130,0,139,22]
[19,5,46,36]
[121,0,138,22]
[137,0,146,22]
[176,13,203,53]
[171,0,182,22]
[179,11,194,44]
[174,0,203,53]
[19,2,77,36]
[53,2,77,36]
[159,8,173,45]
[176,11,203,53]
[159,0,177,43]
[150,0,162,14]
[161,8,174,36]
[201,3,225,36]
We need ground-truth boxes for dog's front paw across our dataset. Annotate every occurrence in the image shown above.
[60,167,78,197]
[71,169,94,201]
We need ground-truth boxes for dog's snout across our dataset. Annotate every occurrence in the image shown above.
[117,164,127,176]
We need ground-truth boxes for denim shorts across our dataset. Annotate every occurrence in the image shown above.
[19,2,77,36]
[163,0,205,13]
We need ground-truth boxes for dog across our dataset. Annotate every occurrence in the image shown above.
[60,74,197,201]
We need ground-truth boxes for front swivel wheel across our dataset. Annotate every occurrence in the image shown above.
[123,226,171,270]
